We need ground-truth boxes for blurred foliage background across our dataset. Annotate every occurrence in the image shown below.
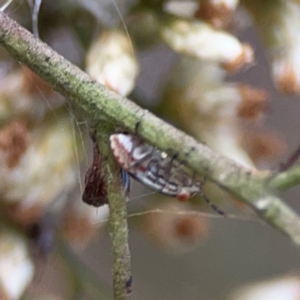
[1,0,300,299]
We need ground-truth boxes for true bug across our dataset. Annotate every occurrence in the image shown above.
[110,133,224,215]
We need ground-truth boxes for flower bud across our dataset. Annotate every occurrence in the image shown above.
[244,0,300,93]
[0,228,34,300]
[230,276,300,300]
[164,1,198,18]
[86,29,139,96]
[195,0,239,28]
[160,17,253,72]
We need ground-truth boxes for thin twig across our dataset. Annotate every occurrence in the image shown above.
[277,143,300,173]
[270,166,300,190]
[95,126,132,300]
[278,145,300,172]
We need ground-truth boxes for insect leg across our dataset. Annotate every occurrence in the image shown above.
[198,189,225,216]
[159,155,177,194]
[121,169,130,196]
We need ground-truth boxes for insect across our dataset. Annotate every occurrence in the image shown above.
[110,133,200,201]
[83,136,130,207]
[110,133,224,215]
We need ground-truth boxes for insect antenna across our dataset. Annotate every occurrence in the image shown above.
[198,189,226,216]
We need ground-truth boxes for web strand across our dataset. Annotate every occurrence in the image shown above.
[0,0,13,11]
[92,205,263,225]
[27,0,42,38]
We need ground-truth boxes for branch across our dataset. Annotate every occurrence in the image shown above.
[0,12,300,247]
[270,166,300,190]
[95,126,132,300]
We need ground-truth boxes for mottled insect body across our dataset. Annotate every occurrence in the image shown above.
[110,133,202,201]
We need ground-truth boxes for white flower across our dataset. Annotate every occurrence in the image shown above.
[229,276,300,300]
[86,29,139,97]
[160,17,253,71]
[0,228,34,300]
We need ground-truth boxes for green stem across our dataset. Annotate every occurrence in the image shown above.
[270,166,300,190]
[95,125,132,300]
